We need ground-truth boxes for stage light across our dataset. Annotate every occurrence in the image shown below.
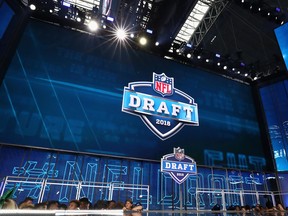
[107,16,114,22]
[139,37,147,46]
[215,53,221,58]
[88,20,99,31]
[205,59,209,63]
[146,29,153,34]
[63,1,70,7]
[187,53,192,58]
[197,55,201,59]
[155,41,159,46]
[245,73,248,76]
[217,62,221,66]
[130,33,135,38]
[223,65,227,70]
[29,4,36,10]
[116,28,127,40]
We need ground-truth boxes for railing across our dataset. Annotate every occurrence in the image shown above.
[196,188,276,210]
[0,176,150,210]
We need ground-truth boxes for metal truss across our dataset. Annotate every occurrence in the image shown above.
[189,0,229,47]
[170,0,229,52]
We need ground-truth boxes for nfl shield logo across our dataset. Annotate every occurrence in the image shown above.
[161,147,197,184]
[174,147,185,161]
[153,73,174,96]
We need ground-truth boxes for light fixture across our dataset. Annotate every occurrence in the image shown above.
[29,4,36,10]
[116,28,127,40]
[139,37,147,46]
[88,20,99,31]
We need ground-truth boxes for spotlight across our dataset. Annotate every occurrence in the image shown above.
[155,41,159,46]
[88,20,99,31]
[139,37,147,46]
[197,55,201,59]
[107,16,114,22]
[130,33,135,38]
[187,53,192,58]
[223,65,227,70]
[29,4,36,10]
[205,59,210,63]
[116,28,127,40]
[217,62,221,66]
[146,29,153,34]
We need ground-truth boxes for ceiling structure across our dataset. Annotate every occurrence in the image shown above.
[20,0,288,84]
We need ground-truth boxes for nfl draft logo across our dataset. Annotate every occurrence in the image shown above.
[161,147,197,184]
[122,72,199,140]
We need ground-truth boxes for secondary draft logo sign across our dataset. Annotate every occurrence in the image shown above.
[122,72,199,140]
[161,147,197,184]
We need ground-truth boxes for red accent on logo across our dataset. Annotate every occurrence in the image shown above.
[155,81,172,94]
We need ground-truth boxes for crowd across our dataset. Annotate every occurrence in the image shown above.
[223,198,287,213]
[0,196,143,212]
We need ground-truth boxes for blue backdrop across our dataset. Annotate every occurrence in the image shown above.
[0,20,266,170]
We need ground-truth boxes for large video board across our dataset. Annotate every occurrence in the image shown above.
[0,20,267,170]
[275,22,288,71]
[260,80,288,171]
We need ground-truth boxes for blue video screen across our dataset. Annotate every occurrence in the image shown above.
[0,1,15,39]
[0,20,268,170]
[259,80,288,171]
[275,22,288,71]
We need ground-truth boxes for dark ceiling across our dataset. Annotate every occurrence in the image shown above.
[20,0,288,84]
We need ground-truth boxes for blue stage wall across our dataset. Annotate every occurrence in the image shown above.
[0,20,267,170]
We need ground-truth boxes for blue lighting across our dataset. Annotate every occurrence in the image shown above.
[146,29,153,34]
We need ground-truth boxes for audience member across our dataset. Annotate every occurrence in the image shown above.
[122,199,143,212]
[107,200,117,209]
[93,199,107,209]
[58,203,67,210]
[18,197,33,209]
[79,197,90,210]
[2,198,18,209]
[47,200,59,210]
[68,200,80,210]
